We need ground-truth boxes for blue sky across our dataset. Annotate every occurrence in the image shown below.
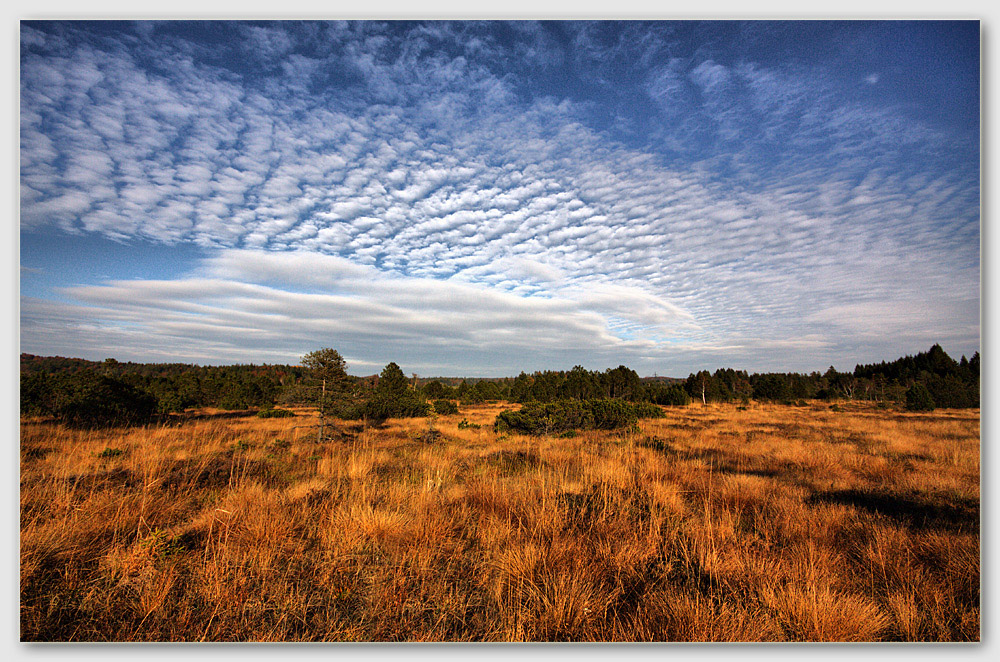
[19,20,980,376]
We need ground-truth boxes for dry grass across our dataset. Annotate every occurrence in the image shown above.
[20,401,979,641]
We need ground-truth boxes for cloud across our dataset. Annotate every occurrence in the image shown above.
[19,247,698,373]
[19,21,980,373]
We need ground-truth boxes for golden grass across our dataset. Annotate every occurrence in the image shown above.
[20,401,979,641]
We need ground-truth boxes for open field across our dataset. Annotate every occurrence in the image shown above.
[20,401,979,642]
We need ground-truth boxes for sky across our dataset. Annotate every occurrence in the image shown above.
[19,20,980,377]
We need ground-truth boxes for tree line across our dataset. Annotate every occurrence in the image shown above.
[19,343,979,427]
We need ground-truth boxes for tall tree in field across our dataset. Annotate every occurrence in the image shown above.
[377,362,410,397]
[302,348,349,391]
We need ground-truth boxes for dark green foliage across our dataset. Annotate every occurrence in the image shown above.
[559,365,599,400]
[97,447,125,458]
[20,371,56,416]
[644,382,691,406]
[423,380,452,399]
[19,344,980,429]
[256,408,295,418]
[924,374,979,409]
[508,372,535,402]
[48,370,158,429]
[301,348,350,391]
[432,399,459,415]
[494,399,664,436]
[457,418,481,430]
[905,383,936,412]
[684,370,732,403]
[217,378,274,410]
[751,374,791,402]
[629,402,667,420]
[603,365,643,400]
[341,362,431,424]
[377,362,410,397]
[21,354,295,412]
[854,344,979,408]
[588,399,639,430]
[360,394,430,425]
[460,379,503,404]
[495,400,593,436]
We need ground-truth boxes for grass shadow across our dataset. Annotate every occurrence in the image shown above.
[809,488,979,532]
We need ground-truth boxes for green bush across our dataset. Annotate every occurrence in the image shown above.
[257,408,295,418]
[433,399,459,415]
[495,400,594,435]
[361,394,431,425]
[494,399,663,436]
[629,402,666,420]
[588,399,639,430]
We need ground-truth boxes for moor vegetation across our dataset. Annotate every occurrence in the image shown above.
[20,400,978,641]
[20,344,979,430]
[19,345,979,641]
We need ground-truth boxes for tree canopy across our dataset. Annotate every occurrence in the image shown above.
[301,348,349,388]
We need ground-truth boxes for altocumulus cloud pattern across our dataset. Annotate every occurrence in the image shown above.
[20,21,980,375]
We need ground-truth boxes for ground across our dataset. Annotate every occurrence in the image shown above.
[20,400,979,641]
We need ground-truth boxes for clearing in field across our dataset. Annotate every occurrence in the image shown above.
[20,401,979,642]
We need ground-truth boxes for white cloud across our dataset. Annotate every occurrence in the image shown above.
[19,22,980,373]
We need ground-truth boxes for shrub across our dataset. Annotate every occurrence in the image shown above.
[257,408,295,418]
[630,402,666,420]
[905,383,936,412]
[361,394,430,425]
[433,399,459,415]
[495,400,594,435]
[457,418,481,430]
[97,447,125,459]
[494,399,663,436]
[588,399,639,430]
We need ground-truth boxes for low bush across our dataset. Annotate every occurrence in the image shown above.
[97,447,125,459]
[629,402,666,420]
[361,395,431,425]
[495,399,664,435]
[589,399,639,430]
[257,408,295,418]
[433,399,459,415]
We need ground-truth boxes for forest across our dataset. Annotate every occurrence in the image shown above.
[19,344,979,429]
